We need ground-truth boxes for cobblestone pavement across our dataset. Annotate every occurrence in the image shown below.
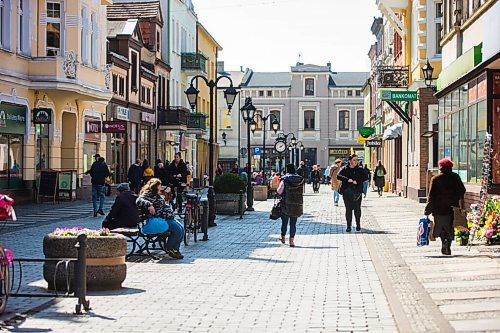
[0,186,499,332]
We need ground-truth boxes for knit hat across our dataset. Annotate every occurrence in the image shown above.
[438,158,454,169]
[117,183,130,192]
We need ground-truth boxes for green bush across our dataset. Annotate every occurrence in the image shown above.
[214,173,246,194]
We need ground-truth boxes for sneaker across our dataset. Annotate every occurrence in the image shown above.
[97,209,105,216]
[334,202,338,206]
[356,226,361,232]
[346,227,352,232]
[93,211,98,217]
[166,249,184,260]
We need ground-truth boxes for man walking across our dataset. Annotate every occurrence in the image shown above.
[297,161,308,192]
[88,155,111,217]
[127,159,143,194]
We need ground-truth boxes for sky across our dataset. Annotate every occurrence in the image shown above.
[193,0,381,73]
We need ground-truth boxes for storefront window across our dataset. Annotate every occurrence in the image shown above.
[458,109,468,180]
[451,90,459,112]
[36,124,49,171]
[139,124,150,162]
[451,111,459,164]
[468,104,477,183]
[476,100,487,183]
[0,134,24,189]
[83,142,98,173]
[130,123,137,165]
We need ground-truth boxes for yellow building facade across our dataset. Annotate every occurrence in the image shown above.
[0,0,111,200]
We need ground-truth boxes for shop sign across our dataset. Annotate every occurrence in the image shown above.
[141,112,155,124]
[381,90,418,102]
[0,103,26,134]
[116,106,130,121]
[365,139,382,147]
[253,147,262,156]
[359,127,375,138]
[85,121,101,134]
[329,148,350,156]
[102,120,127,133]
[32,108,52,124]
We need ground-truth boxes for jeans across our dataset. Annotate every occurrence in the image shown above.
[344,197,362,227]
[281,214,298,238]
[175,186,185,212]
[165,219,185,251]
[377,186,383,196]
[312,181,320,192]
[92,184,105,212]
[333,191,340,204]
[363,181,369,195]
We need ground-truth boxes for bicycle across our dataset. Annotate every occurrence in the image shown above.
[0,243,10,314]
[180,189,202,246]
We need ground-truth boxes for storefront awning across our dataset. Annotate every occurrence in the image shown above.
[383,123,402,140]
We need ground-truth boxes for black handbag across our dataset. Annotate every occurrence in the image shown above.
[270,198,282,220]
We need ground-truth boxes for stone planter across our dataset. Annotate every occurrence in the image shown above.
[43,234,127,291]
[253,185,268,201]
[215,193,246,215]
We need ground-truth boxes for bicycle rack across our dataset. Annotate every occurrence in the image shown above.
[7,234,90,315]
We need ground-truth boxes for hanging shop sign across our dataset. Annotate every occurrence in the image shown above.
[359,127,375,138]
[0,103,27,134]
[102,120,127,133]
[32,108,52,124]
[85,121,101,134]
[116,106,130,121]
[141,112,155,124]
[380,90,418,102]
[328,148,350,156]
[365,139,383,147]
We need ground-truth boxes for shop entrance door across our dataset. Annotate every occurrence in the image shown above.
[110,134,127,184]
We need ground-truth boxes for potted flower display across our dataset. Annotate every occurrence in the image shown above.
[214,173,247,215]
[43,227,127,291]
[467,196,500,245]
[454,226,469,246]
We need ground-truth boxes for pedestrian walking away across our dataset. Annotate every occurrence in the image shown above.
[424,158,466,255]
[329,159,342,206]
[136,178,185,259]
[311,165,321,193]
[374,160,386,197]
[127,159,143,194]
[363,164,371,198]
[86,155,111,217]
[297,161,308,192]
[337,154,367,232]
[277,163,305,247]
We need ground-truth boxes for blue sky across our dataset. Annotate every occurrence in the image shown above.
[194,0,380,72]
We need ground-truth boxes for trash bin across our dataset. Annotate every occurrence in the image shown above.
[253,185,268,201]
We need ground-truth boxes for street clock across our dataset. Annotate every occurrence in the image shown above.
[274,141,287,153]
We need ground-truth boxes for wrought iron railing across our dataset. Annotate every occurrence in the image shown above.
[181,53,207,72]
[157,106,189,126]
[376,66,409,88]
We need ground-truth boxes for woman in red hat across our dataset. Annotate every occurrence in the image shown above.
[424,158,466,255]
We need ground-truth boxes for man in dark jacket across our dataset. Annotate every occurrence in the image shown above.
[337,154,367,232]
[102,183,140,230]
[88,156,111,217]
[128,159,143,194]
[169,152,188,212]
[425,158,466,255]
[296,161,308,192]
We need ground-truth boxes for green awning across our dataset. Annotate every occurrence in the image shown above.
[437,44,483,91]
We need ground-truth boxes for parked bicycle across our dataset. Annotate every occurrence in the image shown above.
[179,189,202,246]
[0,193,16,314]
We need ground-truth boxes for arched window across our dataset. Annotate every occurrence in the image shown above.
[305,78,314,96]
[304,110,315,130]
[357,110,364,129]
[269,110,280,131]
[339,110,349,130]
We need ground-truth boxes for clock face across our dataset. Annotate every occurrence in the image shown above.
[275,141,287,153]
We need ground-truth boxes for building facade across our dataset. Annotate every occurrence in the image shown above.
[239,63,368,173]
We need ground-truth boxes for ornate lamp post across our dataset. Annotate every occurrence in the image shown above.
[185,75,238,226]
[250,113,279,184]
[421,59,437,92]
[240,97,256,211]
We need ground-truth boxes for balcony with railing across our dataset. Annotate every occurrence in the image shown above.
[157,106,189,130]
[187,113,207,133]
[181,53,207,74]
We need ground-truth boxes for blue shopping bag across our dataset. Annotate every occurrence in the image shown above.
[140,217,169,235]
[417,217,430,247]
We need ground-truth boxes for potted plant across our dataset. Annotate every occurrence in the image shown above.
[43,227,127,291]
[214,173,246,215]
[454,226,469,246]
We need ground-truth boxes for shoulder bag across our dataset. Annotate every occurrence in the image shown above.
[270,197,282,220]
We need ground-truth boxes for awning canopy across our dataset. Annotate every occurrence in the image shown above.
[383,123,402,140]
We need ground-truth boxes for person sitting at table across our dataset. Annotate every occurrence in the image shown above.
[136,178,185,260]
[102,183,140,230]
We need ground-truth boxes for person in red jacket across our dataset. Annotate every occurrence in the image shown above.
[424,158,466,255]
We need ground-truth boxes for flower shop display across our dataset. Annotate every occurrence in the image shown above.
[43,227,127,291]
[454,226,470,246]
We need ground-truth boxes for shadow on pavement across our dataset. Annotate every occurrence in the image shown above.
[88,287,145,296]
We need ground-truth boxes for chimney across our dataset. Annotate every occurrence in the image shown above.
[327,62,332,70]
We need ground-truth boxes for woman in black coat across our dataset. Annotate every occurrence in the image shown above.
[424,158,466,255]
[337,154,367,232]
[373,160,386,197]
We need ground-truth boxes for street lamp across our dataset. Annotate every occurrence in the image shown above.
[421,59,437,92]
[184,74,239,227]
[251,113,280,182]
[240,97,257,211]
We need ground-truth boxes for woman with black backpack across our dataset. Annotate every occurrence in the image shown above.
[337,154,367,232]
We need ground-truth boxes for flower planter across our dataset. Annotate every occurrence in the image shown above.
[455,237,468,246]
[43,234,127,291]
[215,193,246,215]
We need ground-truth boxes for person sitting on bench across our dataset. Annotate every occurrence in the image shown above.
[102,183,140,230]
[136,178,185,260]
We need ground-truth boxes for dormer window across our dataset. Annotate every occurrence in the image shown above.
[305,78,314,96]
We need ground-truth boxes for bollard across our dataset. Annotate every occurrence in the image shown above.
[74,234,90,314]
[239,190,244,219]
[201,199,209,241]
[208,186,216,227]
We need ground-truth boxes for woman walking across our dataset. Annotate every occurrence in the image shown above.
[277,164,305,247]
[311,165,321,193]
[374,160,386,197]
[363,164,371,198]
[424,158,466,255]
[337,154,367,232]
[329,159,343,206]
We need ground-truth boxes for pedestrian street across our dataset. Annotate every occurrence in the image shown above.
[1,186,500,332]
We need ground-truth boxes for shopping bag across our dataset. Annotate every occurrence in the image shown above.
[269,198,281,220]
[417,217,430,246]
